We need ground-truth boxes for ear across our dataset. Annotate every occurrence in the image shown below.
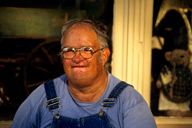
[165,51,172,62]
[186,49,191,56]
[102,48,110,66]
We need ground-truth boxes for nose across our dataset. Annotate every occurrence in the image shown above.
[72,51,84,63]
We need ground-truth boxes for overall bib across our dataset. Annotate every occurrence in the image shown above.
[44,80,130,128]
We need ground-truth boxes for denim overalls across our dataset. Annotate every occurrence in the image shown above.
[44,80,130,128]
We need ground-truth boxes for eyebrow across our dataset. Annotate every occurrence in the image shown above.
[63,46,97,48]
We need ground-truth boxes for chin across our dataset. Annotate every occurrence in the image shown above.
[71,78,91,86]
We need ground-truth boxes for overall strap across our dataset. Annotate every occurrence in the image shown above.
[44,80,60,111]
[101,81,132,108]
[108,81,131,98]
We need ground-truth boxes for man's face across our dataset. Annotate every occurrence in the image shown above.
[62,23,108,86]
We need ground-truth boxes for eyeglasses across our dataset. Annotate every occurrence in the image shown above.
[62,47,104,59]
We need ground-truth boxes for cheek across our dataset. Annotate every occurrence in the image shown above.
[63,60,71,72]
[95,54,104,67]
[90,56,103,69]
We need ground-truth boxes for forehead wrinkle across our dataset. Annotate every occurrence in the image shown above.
[63,23,100,48]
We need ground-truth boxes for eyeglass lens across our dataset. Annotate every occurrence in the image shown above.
[63,47,93,59]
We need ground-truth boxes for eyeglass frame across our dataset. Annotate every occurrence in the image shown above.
[61,46,105,59]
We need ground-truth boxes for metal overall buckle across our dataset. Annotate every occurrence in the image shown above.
[46,97,62,119]
[99,98,117,116]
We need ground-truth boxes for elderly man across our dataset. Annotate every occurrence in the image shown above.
[10,19,156,128]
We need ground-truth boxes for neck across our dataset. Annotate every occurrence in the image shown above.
[68,72,108,102]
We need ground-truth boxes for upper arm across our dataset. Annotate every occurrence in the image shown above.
[122,87,157,128]
[10,97,34,128]
[123,101,156,128]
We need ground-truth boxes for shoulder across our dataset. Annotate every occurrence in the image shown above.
[107,74,156,127]
[53,74,67,89]
[115,82,156,127]
[108,73,143,102]
[108,73,147,109]
[120,83,144,105]
[28,74,66,107]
